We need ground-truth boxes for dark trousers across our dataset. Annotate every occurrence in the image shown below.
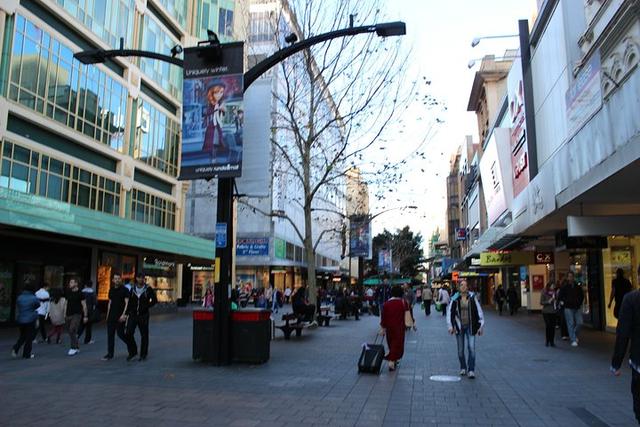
[424,300,431,316]
[295,304,315,322]
[632,369,640,424]
[497,301,504,315]
[78,320,93,344]
[37,314,47,340]
[126,315,150,358]
[442,304,447,317]
[509,302,517,316]
[559,310,569,338]
[542,313,556,345]
[106,320,134,357]
[13,322,36,358]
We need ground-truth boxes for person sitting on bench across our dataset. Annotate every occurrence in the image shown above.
[292,285,316,323]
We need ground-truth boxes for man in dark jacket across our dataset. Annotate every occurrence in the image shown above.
[611,288,640,423]
[103,273,135,361]
[12,284,40,359]
[126,273,157,361]
[558,272,584,347]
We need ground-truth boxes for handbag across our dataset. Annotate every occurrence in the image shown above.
[404,309,413,328]
[435,303,443,312]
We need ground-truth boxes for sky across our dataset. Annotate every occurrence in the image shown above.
[366,0,537,250]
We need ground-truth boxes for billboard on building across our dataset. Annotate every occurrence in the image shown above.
[566,52,602,138]
[349,216,370,257]
[236,237,269,257]
[179,42,244,180]
[479,128,513,226]
[507,59,530,197]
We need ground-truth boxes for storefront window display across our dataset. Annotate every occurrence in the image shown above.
[143,257,176,303]
[603,236,640,329]
[97,252,137,301]
[192,268,215,302]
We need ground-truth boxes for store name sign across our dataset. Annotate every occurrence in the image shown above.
[480,251,534,266]
[534,251,554,264]
[236,238,269,257]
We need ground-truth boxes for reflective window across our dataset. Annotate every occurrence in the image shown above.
[0,140,121,215]
[134,99,180,177]
[8,15,127,153]
[218,8,234,38]
[197,1,235,42]
[140,14,182,98]
[156,0,188,29]
[130,188,176,230]
[55,0,134,48]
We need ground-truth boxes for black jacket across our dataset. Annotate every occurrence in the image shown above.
[612,291,640,371]
[558,282,584,310]
[447,292,485,336]
[127,286,157,317]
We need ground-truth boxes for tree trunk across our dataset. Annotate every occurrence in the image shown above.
[304,207,317,308]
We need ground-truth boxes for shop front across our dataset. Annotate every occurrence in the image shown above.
[602,236,640,331]
[142,257,178,304]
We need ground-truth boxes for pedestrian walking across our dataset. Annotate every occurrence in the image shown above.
[284,287,292,304]
[556,280,570,340]
[47,288,66,344]
[422,285,433,316]
[11,284,40,359]
[65,279,88,356]
[507,284,519,316]
[609,268,633,319]
[558,272,584,347]
[540,282,557,347]
[103,273,135,361]
[126,273,157,361]
[272,287,282,313]
[437,286,450,317]
[379,285,408,371]
[35,282,50,343]
[494,285,506,315]
[611,285,640,424]
[264,286,273,308]
[447,280,484,379]
[403,284,417,331]
[77,281,97,345]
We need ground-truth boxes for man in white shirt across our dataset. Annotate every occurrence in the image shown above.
[35,283,50,343]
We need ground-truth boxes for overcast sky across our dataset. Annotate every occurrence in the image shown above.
[366,0,537,250]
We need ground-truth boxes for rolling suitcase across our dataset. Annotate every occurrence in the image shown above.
[358,335,385,374]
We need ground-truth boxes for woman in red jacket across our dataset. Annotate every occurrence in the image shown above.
[380,286,408,371]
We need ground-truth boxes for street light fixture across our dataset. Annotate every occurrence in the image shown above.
[467,55,519,69]
[471,34,518,48]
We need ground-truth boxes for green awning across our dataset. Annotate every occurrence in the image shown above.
[363,277,412,286]
[0,187,215,262]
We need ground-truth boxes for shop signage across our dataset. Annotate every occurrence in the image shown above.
[143,257,176,277]
[274,238,286,259]
[566,52,602,138]
[508,60,530,197]
[349,215,371,257]
[480,251,534,266]
[555,231,608,250]
[236,237,269,256]
[216,223,227,249]
[179,42,245,180]
[455,228,467,241]
[479,128,513,226]
[534,251,554,264]
[470,257,481,266]
[532,275,544,290]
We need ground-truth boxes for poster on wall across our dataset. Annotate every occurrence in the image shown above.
[179,42,245,180]
[236,273,256,292]
[566,52,602,138]
[532,275,544,291]
[507,59,530,197]
[192,270,215,301]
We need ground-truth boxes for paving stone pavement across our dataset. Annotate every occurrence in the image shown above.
[0,305,636,427]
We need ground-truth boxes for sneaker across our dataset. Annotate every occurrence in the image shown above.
[126,353,138,362]
[102,354,113,361]
[85,340,95,345]
[459,369,466,376]
[468,371,476,379]
[562,336,569,341]
[571,341,578,347]
[68,349,79,356]
[26,354,35,359]
[11,349,17,358]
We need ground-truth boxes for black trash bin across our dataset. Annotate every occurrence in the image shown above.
[193,309,214,362]
[231,309,271,364]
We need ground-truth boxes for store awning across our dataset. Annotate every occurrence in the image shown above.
[0,187,215,263]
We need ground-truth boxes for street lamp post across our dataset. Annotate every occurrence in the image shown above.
[470,34,518,48]
[74,20,406,366]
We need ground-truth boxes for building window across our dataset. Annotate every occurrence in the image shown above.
[8,15,127,153]
[140,13,182,98]
[0,140,121,215]
[249,11,274,42]
[218,8,234,38]
[134,99,180,177]
[155,0,188,29]
[130,188,176,230]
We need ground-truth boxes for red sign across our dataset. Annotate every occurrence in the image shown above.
[452,271,459,282]
[508,62,530,197]
[532,275,544,291]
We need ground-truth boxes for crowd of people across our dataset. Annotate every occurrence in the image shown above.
[11,272,157,361]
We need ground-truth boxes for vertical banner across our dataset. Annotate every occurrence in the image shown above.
[349,216,370,257]
[378,249,392,273]
[179,42,244,180]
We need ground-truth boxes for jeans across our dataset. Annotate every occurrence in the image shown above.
[564,308,583,343]
[106,320,135,357]
[441,304,447,317]
[13,322,36,358]
[67,314,82,349]
[632,369,640,423]
[126,315,150,358]
[542,313,556,345]
[456,326,476,371]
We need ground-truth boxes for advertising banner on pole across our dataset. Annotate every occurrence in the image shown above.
[179,42,244,180]
[349,216,370,257]
[378,249,392,273]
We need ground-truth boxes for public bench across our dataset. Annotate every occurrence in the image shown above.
[317,306,334,327]
[275,313,312,339]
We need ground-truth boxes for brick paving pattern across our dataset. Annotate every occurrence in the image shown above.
[0,306,636,426]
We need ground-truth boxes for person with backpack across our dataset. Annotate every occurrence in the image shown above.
[77,280,97,345]
[11,283,40,359]
[126,272,157,361]
[447,280,485,379]
[47,288,66,344]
